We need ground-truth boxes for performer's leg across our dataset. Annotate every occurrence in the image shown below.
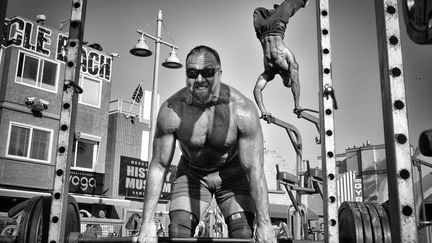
[169,165,212,237]
[225,211,255,238]
[169,209,199,237]
[274,0,306,22]
[215,167,256,238]
[217,195,256,238]
[169,197,210,237]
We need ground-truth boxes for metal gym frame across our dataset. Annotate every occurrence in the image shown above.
[317,0,418,242]
[0,0,420,242]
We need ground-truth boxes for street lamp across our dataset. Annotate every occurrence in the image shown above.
[130,10,182,161]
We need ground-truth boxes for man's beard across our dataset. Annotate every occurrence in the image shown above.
[188,85,220,106]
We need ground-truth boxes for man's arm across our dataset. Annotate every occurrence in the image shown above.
[138,103,177,242]
[253,75,270,118]
[236,100,273,242]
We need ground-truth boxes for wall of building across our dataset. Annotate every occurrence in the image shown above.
[105,112,149,199]
[0,15,114,210]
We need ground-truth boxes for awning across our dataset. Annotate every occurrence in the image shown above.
[0,188,132,207]
[269,203,289,218]
[269,203,319,220]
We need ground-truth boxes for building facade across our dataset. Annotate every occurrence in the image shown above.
[0,15,118,235]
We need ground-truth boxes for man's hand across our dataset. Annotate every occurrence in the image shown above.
[137,222,157,243]
[255,223,275,243]
[260,112,272,123]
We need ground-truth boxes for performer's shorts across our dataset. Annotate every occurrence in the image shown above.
[253,0,305,39]
[170,157,251,204]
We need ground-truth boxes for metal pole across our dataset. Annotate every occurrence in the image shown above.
[374,0,418,242]
[148,10,162,161]
[0,0,8,40]
[48,1,86,242]
[316,0,337,242]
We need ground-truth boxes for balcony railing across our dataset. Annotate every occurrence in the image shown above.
[109,99,149,124]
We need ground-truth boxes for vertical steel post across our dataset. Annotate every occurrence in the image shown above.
[48,1,86,242]
[148,10,162,161]
[0,0,7,41]
[316,0,337,242]
[375,0,418,242]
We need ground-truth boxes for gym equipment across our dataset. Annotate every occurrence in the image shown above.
[1,195,80,243]
[0,195,301,243]
[401,0,432,44]
[276,163,323,240]
[0,235,258,243]
[419,129,432,156]
[338,201,391,243]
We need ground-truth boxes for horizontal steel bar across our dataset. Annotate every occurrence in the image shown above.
[136,29,179,49]
[69,234,256,243]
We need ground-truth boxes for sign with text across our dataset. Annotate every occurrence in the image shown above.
[69,170,104,195]
[1,16,112,81]
[337,171,363,207]
[118,156,176,201]
[353,178,363,202]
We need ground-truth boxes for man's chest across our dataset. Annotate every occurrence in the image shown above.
[175,107,238,148]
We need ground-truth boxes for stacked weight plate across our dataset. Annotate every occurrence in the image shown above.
[12,195,81,243]
[338,201,391,243]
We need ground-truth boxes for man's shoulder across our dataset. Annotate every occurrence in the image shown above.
[157,89,189,128]
[222,84,260,124]
[224,84,256,111]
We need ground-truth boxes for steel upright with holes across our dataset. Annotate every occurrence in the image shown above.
[316,0,338,242]
[48,1,87,242]
[375,0,418,242]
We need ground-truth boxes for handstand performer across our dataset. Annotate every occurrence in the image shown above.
[138,45,273,243]
[253,0,308,120]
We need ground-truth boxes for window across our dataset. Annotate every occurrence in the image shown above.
[15,51,59,92]
[6,122,53,162]
[73,133,100,171]
[79,75,102,108]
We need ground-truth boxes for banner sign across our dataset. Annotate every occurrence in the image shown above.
[337,171,363,207]
[353,178,363,202]
[1,16,112,81]
[69,170,104,195]
[118,156,176,201]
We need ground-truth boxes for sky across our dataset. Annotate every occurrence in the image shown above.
[5,0,432,168]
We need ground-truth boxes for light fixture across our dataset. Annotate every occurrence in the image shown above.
[25,97,36,106]
[162,48,183,69]
[130,33,152,57]
[131,10,182,160]
[36,14,46,25]
[109,53,120,58]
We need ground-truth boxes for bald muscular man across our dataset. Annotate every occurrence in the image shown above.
[138,45,273,243]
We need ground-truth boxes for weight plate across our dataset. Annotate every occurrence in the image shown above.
[373,203,392,243]
[365,203,383,243]
[41,195,81,242]
[338,201,364,243]
[28,196,44,242]
[17,196,43,243]
[65,195,81,236]
[356,202,373,243]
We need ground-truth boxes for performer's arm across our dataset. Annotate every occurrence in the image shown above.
[237,101,273,242]
[138,104,177,243]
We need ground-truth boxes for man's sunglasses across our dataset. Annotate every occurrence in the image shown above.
[186,68,220,79]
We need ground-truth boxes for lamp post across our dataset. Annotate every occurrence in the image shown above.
[130,10,182,161]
